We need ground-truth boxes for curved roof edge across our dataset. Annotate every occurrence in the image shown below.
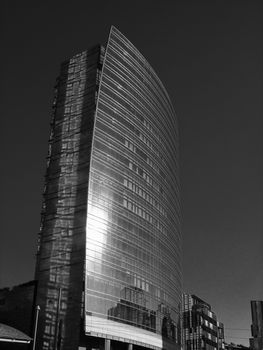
[108,25,176,113]
[0,323,32,343]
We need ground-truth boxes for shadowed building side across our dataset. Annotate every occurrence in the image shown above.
[35,45,103,350]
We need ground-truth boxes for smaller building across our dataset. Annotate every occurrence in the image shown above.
[182,294,225,350]
[250,300,263,350]
[0,280,36,337]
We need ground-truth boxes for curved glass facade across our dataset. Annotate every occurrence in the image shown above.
[85,26,181,349]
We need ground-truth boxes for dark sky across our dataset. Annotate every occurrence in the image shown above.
[1,0,262,345]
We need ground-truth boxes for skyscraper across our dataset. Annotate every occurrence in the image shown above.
[250,301,263,350]
[35,26,181,350]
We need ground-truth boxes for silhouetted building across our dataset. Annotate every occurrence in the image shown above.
[35,26,181,350]
[182,294,225,350]
[0,280,36,338]
[225,343,250,350]
[250,301,263,350]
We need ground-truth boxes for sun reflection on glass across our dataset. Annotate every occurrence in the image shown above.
[86,204,108,260]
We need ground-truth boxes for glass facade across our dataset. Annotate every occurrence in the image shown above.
[85,27,181,349]
[35,26,181,350]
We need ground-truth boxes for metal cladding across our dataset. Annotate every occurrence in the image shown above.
[35,26,181,350]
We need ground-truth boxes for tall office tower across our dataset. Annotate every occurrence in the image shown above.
[182,294,225,350]
[250,301,263,350]
[35,26,181,350]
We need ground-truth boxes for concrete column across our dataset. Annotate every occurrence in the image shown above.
[105,339,111,350]
[128,344,133,350]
